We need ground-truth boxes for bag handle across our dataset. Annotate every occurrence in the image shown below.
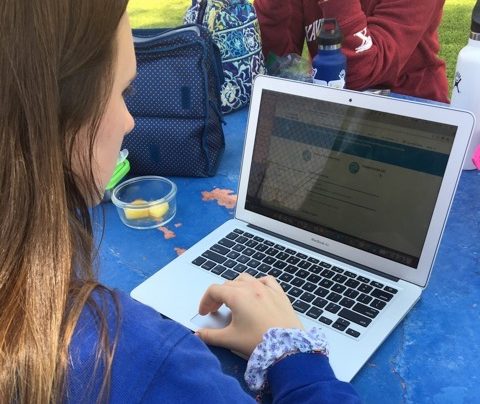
[193,0,248,25]
[195,0,208,25]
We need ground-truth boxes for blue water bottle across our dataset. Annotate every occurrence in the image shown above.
[312,19,347,88]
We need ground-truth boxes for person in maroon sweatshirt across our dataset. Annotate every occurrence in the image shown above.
[254,0,449,103]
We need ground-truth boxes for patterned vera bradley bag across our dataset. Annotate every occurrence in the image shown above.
[185,0,266,113]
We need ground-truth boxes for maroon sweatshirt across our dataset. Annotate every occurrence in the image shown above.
[254,0,449,102]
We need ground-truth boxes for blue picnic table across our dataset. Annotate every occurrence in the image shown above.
[96,100,480,403]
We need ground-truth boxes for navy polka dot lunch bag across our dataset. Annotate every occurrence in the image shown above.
[185,0,266,114]
[122,24,225,177]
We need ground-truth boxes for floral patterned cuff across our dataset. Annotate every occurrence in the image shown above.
[244,327,328,394]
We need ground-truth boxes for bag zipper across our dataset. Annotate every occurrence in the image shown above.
[133,25,201,45]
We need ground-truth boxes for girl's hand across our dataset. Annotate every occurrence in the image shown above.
[196,273,304,357]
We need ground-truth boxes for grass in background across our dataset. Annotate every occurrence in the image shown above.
[439,0,475,90]
[128,0,476,95]
[128,0,189,27]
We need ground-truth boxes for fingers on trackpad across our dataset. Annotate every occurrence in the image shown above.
[191,305,232,329]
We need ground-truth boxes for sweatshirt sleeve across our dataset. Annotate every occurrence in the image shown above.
[141,331,360,403]
[319,0,445,90]
[267,353,361,404]
[254,0,306,57]
[112,293,359,403]
[141,332,256,403]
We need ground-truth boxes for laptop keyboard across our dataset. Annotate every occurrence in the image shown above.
[191,228,398,339]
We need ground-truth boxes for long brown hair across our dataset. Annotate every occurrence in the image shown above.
[0,0,129,402]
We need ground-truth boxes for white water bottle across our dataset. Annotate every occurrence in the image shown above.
[451,0,480,170]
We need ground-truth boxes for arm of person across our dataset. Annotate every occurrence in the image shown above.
[319,0,444,90]
[254,0,306,57]
[141,331,256,403]
[195,274,361,403]
[268,353,360,404]
[142,333,359,404]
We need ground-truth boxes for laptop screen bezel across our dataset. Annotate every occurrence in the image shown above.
[235,75,474,288]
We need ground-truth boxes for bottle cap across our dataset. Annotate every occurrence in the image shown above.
[471,0,480,34]
[317,19,343,48]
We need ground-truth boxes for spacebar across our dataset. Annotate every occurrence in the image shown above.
[338,308,372,327]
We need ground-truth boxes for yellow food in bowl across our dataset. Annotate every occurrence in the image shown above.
[124,199,149,220]
[124,199,169,221]
[149,202,169,219]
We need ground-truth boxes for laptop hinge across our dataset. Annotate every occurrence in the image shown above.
[247,224,400,282]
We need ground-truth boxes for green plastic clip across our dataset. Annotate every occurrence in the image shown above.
[103,149,131,201]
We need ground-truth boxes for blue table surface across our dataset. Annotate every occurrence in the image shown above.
[96,105,480,403]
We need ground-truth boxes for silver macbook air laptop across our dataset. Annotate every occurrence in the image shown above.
[131,75,474,382]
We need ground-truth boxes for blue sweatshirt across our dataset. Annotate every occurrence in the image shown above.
[67,291,360,403]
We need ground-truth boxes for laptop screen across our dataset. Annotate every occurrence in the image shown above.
[245,90,457,269]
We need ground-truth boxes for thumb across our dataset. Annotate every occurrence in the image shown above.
[196,326,233,348]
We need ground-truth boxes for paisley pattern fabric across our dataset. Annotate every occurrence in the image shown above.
[245,327,328,394]
[185,0,266,113]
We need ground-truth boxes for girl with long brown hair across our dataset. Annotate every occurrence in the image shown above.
[0,1,359,402]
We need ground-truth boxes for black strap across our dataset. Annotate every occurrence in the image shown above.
[196,0,208,24]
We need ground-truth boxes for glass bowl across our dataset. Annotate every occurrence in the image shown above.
[111,176,177,229]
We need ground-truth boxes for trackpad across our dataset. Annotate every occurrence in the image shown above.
[191,305,232,329]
